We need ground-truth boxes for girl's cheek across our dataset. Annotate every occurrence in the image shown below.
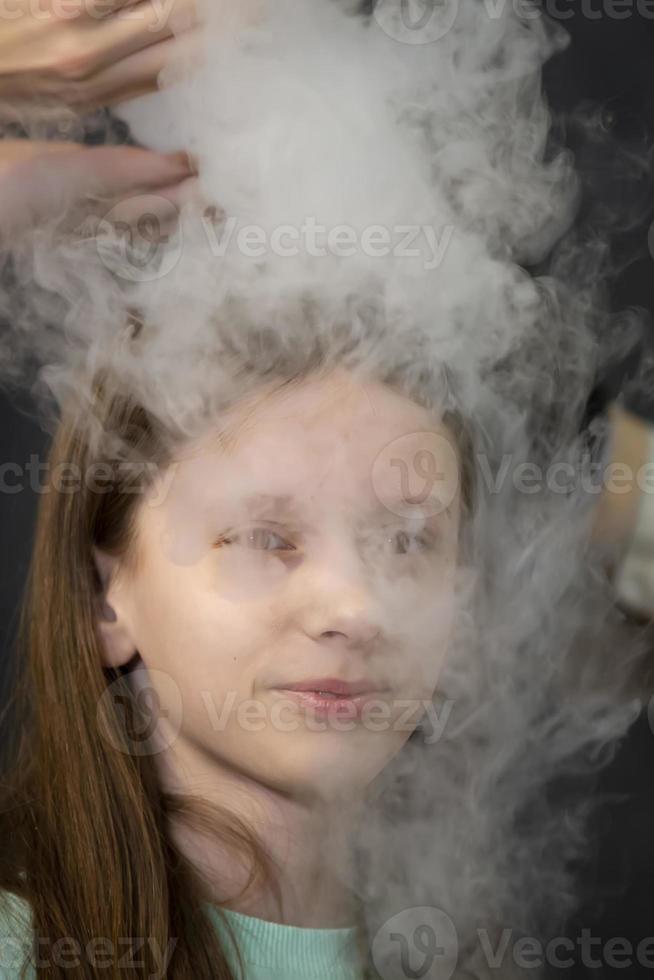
[390,597,457,692]
[213,548,291,600]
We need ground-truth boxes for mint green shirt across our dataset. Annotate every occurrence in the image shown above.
[0,891,365,980]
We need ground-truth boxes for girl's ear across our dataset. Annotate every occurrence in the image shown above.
[93,547,138,669]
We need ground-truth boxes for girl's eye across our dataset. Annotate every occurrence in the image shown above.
[221,527,296,552]
[216,525,437,557]
[385,528,438,556]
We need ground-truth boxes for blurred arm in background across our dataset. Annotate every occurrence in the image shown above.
[592,399,654,621]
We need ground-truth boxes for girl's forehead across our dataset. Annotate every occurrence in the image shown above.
[167,384,454,505]
[186,371,442,461]
[135,371,459,535]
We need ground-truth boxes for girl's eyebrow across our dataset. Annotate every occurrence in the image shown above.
[240,493,304,519]
[239,491,453,523]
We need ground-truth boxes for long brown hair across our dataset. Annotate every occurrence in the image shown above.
[0,364,474,980]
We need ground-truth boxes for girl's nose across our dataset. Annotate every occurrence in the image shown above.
[299,586,382,651]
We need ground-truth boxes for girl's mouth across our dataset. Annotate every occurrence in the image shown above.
[273,687,390,720]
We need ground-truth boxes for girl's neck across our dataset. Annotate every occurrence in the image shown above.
[159,739,362,928]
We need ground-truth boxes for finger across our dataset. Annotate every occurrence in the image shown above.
[86,176,202,283]
[43,145,194,194]
[79,31,198,110]
[85,0,149,18]
[0,144,193,236]
[38,0,146,18]
[73,0,197,76]
[0,139,82,173]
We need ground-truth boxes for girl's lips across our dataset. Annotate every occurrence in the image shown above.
[272,688,390,720]
[278,677,381,696]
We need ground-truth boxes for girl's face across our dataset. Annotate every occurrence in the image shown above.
[99,368,462,801]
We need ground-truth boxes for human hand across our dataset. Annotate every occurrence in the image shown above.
[0,0,197,113]
[0,138,195,238]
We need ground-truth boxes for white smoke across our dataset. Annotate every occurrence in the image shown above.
[0,0,647,976]
[4,0,582,430]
